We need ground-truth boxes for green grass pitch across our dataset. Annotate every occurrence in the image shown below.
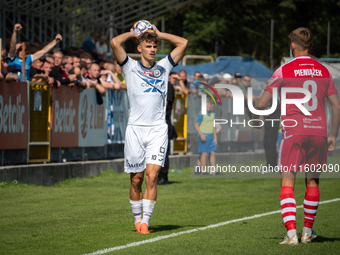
[0,157,340,254]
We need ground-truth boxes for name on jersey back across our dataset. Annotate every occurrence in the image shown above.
[294,68,322,77]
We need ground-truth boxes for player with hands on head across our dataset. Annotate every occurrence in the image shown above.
[252,27,340,245]
[110,20,188,235]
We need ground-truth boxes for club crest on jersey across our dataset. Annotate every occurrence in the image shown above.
[154,69,161,77]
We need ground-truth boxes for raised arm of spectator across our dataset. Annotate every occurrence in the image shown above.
[153,25,188,65]
[110,30,137,64]
[32,34,63,62]
[100,70,121,90]
[9,24,22,59]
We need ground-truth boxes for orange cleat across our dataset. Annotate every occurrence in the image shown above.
[139,223,150,234]
[135,222,141,233]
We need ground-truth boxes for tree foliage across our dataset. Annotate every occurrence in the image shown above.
[157,0,340,68]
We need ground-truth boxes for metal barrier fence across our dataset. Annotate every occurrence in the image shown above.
[1,77,340,166]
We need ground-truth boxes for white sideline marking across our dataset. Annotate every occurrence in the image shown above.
[84,198,340,255]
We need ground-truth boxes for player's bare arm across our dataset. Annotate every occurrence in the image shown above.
[153,25,188,65]
[9,23,22,59]
[32,34,62,62]
[251,90,273,126]
[110,31,137,64]
[326,94,340,151]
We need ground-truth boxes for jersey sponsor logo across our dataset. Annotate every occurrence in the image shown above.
[144,70,154,75]
[126,159,144,168]
[294,68,322,77]
[142,79,162,93]
[151,155,157,160]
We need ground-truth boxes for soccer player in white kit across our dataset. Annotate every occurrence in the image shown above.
[110,23,187,234]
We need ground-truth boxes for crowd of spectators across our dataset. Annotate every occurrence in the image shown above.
[1,23,259,108]
[0,23,124,96]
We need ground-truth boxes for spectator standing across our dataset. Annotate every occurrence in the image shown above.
[194,97,217,174]
[95,36,108,60]
[82,32,100,60]
[8,23,62,81]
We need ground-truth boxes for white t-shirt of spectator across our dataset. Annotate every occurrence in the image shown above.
[95,41,108,55]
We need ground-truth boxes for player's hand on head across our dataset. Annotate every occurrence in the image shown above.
[14,24,22,31]
[153,24,160,34]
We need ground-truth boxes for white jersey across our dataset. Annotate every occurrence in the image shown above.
[120,55,176,126]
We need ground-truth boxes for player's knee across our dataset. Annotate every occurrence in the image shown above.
[131,178,143,190]
[146,172,158,187]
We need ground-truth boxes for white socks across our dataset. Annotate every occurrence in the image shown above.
[129,199,142,226]
[302,227,312,236]
[287,229,297,239]
[141,199,156,226]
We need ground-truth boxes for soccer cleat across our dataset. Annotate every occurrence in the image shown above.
[139,223,150,234]
[301,230,317,243]
[135,222,141,233]
[279,235,299,245]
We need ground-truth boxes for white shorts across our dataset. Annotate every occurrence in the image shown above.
[124,124,168,173]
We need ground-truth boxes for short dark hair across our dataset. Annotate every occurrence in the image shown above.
[289,27,313,50]
[80,52,93,60]
[138,32,159,45]
[79,61,88,70]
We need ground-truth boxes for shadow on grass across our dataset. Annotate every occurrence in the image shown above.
[149,224,199,233]
[313,236,340,243]
[167,181,181,185]
[267,235,340,243]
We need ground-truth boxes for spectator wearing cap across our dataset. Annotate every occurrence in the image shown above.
[8,23,63,81]
[216,73,233,97]
[234,72,242,85]
[30,56,46,78]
